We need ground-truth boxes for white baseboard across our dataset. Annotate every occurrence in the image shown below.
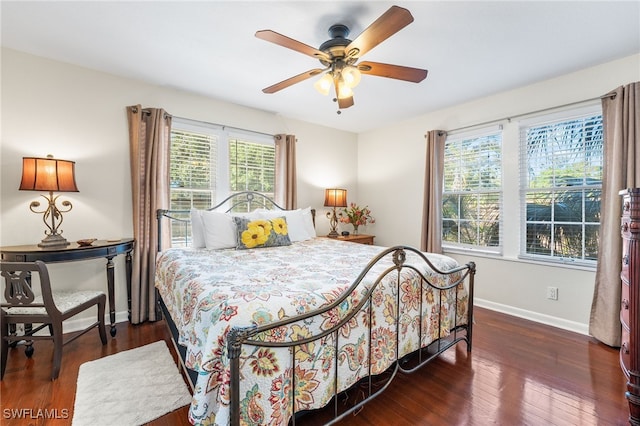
[474,298,589,336]
[60,303,590,338]
[61,310,130,335]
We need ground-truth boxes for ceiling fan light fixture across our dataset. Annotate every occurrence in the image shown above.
[314,72,333,96]
[256,6,427,110]
[341,65,361,88]
[337,81,353,99]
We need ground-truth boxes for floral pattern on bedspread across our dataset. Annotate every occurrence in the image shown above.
[155,238,468,425]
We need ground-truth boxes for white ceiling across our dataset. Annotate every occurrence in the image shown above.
[2,1,639,133]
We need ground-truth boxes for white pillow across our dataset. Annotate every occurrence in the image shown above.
[233,211,262,219]
[258,208,315,242]
[190,209,206,248]
[200,210,237,249]
[301,207,317,238]
[284,210,308,242]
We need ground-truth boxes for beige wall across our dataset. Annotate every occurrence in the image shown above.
[0,48,358,329]
[3,46,639,335]
[357,53,640,333]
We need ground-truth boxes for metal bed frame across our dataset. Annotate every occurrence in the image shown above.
[156,191,476,425]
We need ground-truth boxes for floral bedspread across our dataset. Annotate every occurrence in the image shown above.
[155,238,468,426]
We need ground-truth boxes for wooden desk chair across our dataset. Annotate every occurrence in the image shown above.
[1,260,107,380]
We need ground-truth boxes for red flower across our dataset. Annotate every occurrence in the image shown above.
[338,203,375,227]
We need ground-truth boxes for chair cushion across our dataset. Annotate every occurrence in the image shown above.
[3,290,104,315]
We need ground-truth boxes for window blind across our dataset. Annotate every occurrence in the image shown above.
[519,106,603,264]
[168,119,276,245]
[170,129,217,211]
[229,137,275,196]
[442,126,502,252]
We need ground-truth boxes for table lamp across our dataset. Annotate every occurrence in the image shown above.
[19,155,79,247]
[324,188,347,238]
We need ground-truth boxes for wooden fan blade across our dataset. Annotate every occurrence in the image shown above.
[358,61,428,83]
[262,69,325,94]
[256,30,331,62]
[337,96,354,109]
[345,6,414,59]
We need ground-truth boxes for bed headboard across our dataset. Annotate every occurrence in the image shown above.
[156,191,315,250]
[210,191,285,212]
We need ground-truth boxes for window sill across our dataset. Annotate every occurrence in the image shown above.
[442,246,502,257]
[516,255,596,271]
[442,248,597,272]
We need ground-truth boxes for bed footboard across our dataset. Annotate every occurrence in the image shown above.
[226,246,475,425]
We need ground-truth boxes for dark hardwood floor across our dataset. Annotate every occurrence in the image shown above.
[0,307,630,425]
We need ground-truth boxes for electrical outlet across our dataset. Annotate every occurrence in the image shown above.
[546,286,558,300]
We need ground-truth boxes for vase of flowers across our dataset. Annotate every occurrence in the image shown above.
[339,203,375,235]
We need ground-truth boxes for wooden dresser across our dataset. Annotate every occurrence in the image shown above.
[621,188,640,425]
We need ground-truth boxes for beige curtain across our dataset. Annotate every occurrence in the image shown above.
[421,130,447,253]
[126,105,172,324]
[589,82,640,347]
[274,134,297,209]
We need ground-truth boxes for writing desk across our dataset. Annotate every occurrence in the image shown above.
[0,238,134,336]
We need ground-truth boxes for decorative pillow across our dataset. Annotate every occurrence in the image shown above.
[233,216,291,249]
[201,211,237,249]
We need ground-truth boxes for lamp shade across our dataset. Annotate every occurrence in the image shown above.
[314,73,333,96]
[19,156,79,192]
[341,65,361,88]
[324,188,347,208]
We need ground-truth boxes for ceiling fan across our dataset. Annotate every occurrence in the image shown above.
[255,5,428,113]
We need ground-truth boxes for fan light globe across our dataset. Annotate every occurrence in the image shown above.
[314,73,333,96]
[341,66,361,88]
[337,83,353,99]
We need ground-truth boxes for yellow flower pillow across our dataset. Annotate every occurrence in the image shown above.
[233,216,291,250]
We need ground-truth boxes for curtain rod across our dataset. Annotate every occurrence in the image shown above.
[134,106,171,121]
[443,92,616,135]
[174,115,274,138]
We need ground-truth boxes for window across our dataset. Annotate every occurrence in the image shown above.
[169,119,275,243]
[442,127,502,252]
[520,107,603,264]
[229,138,275,195]
[170,127,217,211]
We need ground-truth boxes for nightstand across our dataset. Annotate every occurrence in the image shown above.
[332,234,375,245]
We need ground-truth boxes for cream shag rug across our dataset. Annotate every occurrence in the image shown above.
[73,341,191,426]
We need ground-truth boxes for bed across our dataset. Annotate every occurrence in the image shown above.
[155,192,476,426]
